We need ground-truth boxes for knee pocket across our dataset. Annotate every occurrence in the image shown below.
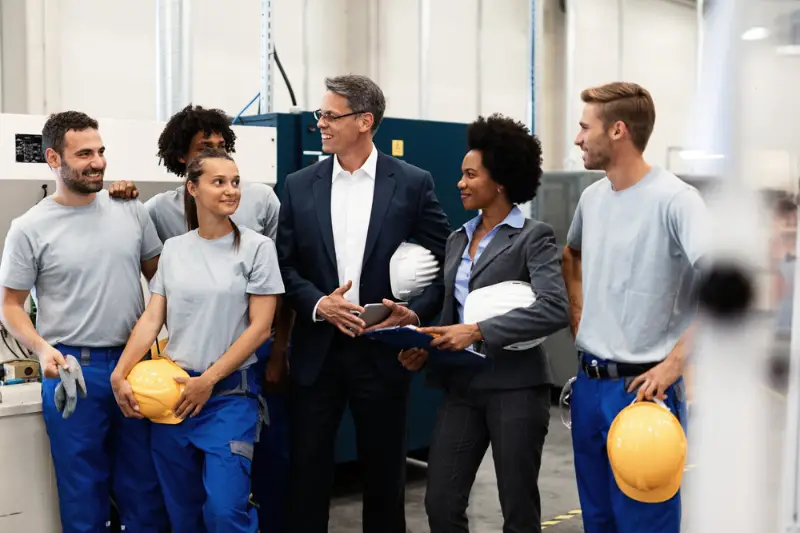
[231,440,254,463]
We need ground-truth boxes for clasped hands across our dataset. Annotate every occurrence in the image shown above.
[398,323,483,371]
[112,370,214,420]
[316,280,419,337]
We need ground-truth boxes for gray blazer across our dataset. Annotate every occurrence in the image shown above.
[430,218,570,391]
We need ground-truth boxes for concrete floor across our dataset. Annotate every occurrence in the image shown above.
[327,383,790,533]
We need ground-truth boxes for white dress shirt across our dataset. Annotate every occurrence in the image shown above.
[313,144,379,320]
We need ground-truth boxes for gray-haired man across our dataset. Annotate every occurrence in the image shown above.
[276,75,452,533]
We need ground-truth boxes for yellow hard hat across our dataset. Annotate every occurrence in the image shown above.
[607,398,687,503]
[127,358,188,425]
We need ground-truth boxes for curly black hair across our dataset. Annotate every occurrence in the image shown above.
[466,113,543,205]
[42,111,99,156]
[157,104,237,177]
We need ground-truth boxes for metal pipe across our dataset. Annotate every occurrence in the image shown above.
[367,0,381,84]
[617,0,625,80]
[689,3,773,532]
[0,0,5,113]
[696,0,705,91]
[530,0,546,136]
[302,0,310,110]
[260,0,275,114]
[418,0,431,119]
[563,0,576,167]
[156,0,191,121]
[405,457,428,469]
[476,0,483,117]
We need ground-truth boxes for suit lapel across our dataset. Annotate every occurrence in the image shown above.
[469,225,520,285]
[312,159,337,271]
[361,153,396,269]
[445,232,468,291]
[442,231,468,324]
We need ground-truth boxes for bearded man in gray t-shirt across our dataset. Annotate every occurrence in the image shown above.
[0,111,170,533]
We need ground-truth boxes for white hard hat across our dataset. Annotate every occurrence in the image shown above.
[463,280,546,350]
[389,242,440,300]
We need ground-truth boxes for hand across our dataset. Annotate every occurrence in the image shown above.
[420,324,483,352]
[36,343,69,379]
[317,281,366,337]
[398,348,428,371]
[173,375,214,419]
[108,180,138,200]
[627,357,683,401]
[111,373,144,419]
[365,299,420,332]
[264,349,289,394]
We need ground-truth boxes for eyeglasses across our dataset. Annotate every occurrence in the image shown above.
[313,109,367,122]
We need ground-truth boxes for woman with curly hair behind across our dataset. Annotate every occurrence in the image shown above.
[398,114,570,533]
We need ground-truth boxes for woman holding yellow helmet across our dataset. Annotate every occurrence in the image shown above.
[110,148,284,533]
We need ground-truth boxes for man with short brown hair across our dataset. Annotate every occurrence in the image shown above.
[562,82,708,533]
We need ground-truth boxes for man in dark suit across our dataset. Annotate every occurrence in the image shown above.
[276,74,452,533]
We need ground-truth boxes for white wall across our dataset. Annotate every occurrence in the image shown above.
[0,0,704,173]
[556,0,699,171]
[0,0,532,124]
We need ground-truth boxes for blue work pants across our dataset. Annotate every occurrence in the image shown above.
[41,345,170,533]
[150,367,261,533]
[251,339,291,533]
[570,354,687,533]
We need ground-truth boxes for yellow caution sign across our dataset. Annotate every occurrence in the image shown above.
[392,140,404,157]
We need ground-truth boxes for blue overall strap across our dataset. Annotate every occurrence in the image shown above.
[212,367,269,443]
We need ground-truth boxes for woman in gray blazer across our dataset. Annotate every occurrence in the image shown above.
[399,114,571,533]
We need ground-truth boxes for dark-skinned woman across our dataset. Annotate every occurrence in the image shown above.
[399,114,570,533]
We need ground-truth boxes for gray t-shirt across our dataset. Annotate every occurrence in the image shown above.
[149,226,285,372]
[566,166,708,364]
[0,190,162,347]
[144,182,280,243]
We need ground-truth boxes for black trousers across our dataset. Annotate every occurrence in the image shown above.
[425,385,551,533]
[287,336,410,533]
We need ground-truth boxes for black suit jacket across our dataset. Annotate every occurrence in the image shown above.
[276,150,452,386]
[431,218,570,391]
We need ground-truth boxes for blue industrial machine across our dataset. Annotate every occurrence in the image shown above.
[242,111,474,462]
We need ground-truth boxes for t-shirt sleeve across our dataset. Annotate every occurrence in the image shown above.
[247,238,285,295]
[667,188,709,267]
[566,195,584,250]
[143,195,166,243]
[262,188,281,241]
[148,242,169,296]
[0,222,38,291]
[136,200,164,260]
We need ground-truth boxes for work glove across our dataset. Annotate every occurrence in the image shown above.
[54,355,88,419]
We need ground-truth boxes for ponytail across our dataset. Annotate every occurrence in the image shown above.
[229,217,241,251]
[184,189,199,231]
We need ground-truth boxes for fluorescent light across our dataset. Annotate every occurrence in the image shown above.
[776,45,800,56]
[741,27,769,41]
[679,150,726,161]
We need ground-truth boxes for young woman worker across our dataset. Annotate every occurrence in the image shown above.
[110,148,285,533]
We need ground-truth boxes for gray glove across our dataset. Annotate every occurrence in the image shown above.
[54,355,88,419]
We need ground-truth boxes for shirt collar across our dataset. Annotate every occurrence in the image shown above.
[461,205,526,238]
[332,143,378,182]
